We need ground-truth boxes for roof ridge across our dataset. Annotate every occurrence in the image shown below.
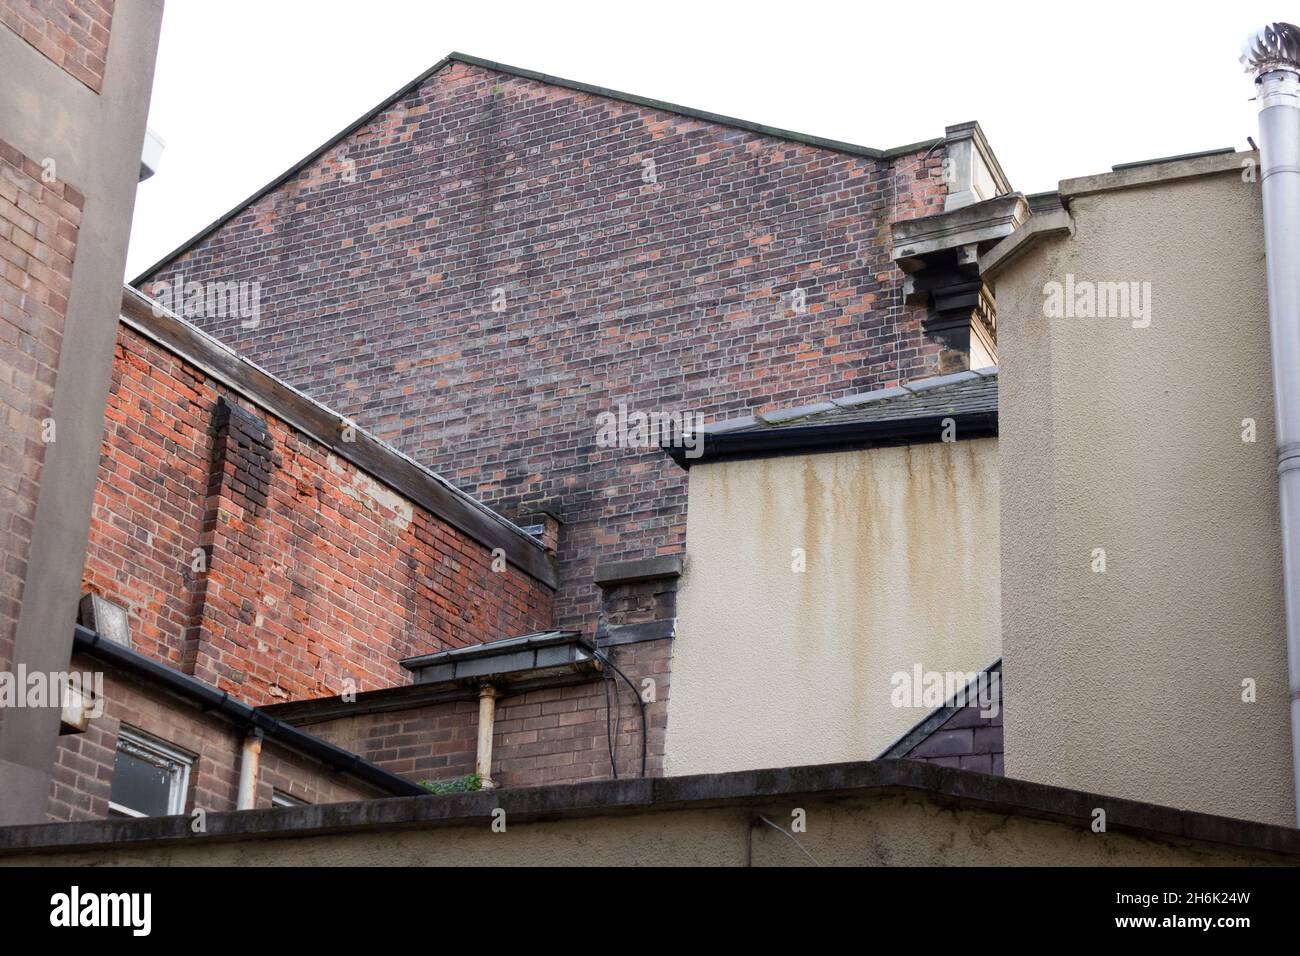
[131,52,943,285]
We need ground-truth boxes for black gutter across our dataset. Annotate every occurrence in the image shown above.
[72,626,426,798]
[131,52,941,286]
[665,411,998,469]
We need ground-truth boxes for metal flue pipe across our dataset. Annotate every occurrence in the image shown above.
[1245,21,1300,825]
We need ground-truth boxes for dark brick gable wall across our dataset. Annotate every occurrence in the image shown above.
[141,60,949,632]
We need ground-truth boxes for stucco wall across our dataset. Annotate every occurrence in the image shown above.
[994,160,1296,826]
[664,439,1000,775]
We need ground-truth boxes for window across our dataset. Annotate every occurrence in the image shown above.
[271,791,306,808]
[108,728,193,818]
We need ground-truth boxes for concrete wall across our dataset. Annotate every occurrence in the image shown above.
[664,438,1000,775]
[0,0,163,825]
[2,790,1284,867]
[993,155,1296,826]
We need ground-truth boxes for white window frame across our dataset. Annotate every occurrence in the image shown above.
[108,727,193,818]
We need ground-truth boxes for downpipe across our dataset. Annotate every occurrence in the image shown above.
[1246,22,1300,826]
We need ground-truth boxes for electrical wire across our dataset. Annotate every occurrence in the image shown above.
[754,815,820,867]
[590,644,648,778]
[602,666,618,780]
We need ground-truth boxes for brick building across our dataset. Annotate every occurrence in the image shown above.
[9,39,1017,827]
[135,53,1011,635]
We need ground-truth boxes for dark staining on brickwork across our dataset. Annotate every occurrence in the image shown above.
[139,59,951,633]
[83,322,553,708]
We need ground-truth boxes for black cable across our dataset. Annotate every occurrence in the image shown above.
[602,666,617,780]
[590,645,648,778]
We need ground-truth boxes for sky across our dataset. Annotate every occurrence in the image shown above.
[126,0,1284,279]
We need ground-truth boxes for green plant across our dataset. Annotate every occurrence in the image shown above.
[419,773,483,795]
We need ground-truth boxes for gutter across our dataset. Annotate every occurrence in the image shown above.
[72,626,426,798]
[665,411,998,469]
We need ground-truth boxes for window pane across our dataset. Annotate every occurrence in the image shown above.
[110,749,173,817]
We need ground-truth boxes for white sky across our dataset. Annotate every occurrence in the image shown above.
[126,0,1283,279]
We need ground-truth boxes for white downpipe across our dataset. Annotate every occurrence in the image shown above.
[237,731,263,810]
[1246,22,1300,825]
[475,684,499,790]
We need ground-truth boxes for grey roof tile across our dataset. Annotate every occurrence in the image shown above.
[725,372,997,434]
[759,401,838,424]
[700,415,759,434]
[904,370,980,392]
[832,385,910,408]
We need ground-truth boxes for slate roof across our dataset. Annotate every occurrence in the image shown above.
[667,367,998,467]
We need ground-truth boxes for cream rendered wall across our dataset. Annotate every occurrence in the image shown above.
[664,438,1000,776]
[995,162,1296,826]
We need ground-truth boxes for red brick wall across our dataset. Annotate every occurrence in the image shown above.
[81,321,554,706]
[0,138,82,676]
[48,655,381,822]
[303,636,672,787]
[140,59,949,632]
[0,0,114,93]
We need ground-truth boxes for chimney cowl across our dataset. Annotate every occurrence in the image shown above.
[1242,22,1300,76]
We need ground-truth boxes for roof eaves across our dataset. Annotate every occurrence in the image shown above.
[118,285,557,588]
[72,626,426,798]
[669,370,999,467]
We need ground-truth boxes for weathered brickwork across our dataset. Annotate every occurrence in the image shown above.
[47,655,382,823]
[140,58,949,632]
[0,138,82,676]
[598,577,676,635]
[0,0,114,93]
[301,636,672,787]
[81,320,554,707]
